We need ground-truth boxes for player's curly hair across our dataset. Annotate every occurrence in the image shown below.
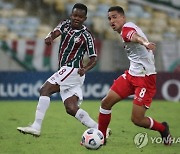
[73,3,87,15]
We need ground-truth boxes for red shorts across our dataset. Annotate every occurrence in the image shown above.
[111,71,156,108]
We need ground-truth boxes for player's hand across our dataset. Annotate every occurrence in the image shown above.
[145,42,156,51]
[78,68,86,76]
[45,36,53,46]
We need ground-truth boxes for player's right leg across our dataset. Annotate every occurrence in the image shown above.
[99,72,133,142]
[17,81,60,137]
[98,89,121,141]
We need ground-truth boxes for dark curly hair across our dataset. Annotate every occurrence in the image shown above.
[72,3,87,15]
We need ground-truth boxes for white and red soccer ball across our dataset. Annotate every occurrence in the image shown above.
[81,128,104,150]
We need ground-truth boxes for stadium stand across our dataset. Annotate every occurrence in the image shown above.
[0,0,180,72]
[0,0,179,41]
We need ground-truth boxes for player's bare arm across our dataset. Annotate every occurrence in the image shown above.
[78,56,97,76]
[45,30,61,46]
[131,33,156,51]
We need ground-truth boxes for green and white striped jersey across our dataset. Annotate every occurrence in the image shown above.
[54,19,97,69]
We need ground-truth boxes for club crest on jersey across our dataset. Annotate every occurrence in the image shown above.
[64,27,68,32]
[74,36,81,43]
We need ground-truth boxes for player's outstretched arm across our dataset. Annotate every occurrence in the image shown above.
[131,33,156,51]
[45,30,61,46]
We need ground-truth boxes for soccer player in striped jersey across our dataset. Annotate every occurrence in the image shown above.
[17,3,104,137]
[98,6,172,145]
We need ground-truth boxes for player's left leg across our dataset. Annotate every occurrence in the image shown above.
[131,104,172,145]
[64,95,98,128]
[131,74,172,145]
[131,104,165,130]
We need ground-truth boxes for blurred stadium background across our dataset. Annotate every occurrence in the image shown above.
[0,0,180,102]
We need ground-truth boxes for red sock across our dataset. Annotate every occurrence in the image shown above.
[148,117,165,132]
[98,112,111,138]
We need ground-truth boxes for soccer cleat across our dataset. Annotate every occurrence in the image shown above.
[160,122,172,145]
[17,126,41,137]
[102,128,112,146]
[106,128,112,139]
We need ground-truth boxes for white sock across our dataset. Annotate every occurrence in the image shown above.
[31,96,50,130]
[75,109,98,129]
[99,106,112,114]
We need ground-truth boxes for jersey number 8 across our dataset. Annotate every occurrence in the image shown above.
[139,88,146,98]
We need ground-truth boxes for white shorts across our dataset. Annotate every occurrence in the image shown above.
[47,66,85,104]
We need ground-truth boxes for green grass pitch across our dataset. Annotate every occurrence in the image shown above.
[0,100,179,154]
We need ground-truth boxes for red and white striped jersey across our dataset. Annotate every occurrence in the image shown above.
[121,22,156,76]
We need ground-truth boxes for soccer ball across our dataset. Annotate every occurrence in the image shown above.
[81,128,104,150]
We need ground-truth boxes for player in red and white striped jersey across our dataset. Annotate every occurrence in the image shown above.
[98,6,172,145]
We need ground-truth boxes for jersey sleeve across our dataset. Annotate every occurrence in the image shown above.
[53,20,67,34]
[121,27,137,42]
[84,32,97,57]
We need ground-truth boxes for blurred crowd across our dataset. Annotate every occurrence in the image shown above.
[0,0,180,42]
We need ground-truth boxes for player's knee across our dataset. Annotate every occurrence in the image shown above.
[39,87,46,95]
[39,86,50,96]
[101,100,112,110]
